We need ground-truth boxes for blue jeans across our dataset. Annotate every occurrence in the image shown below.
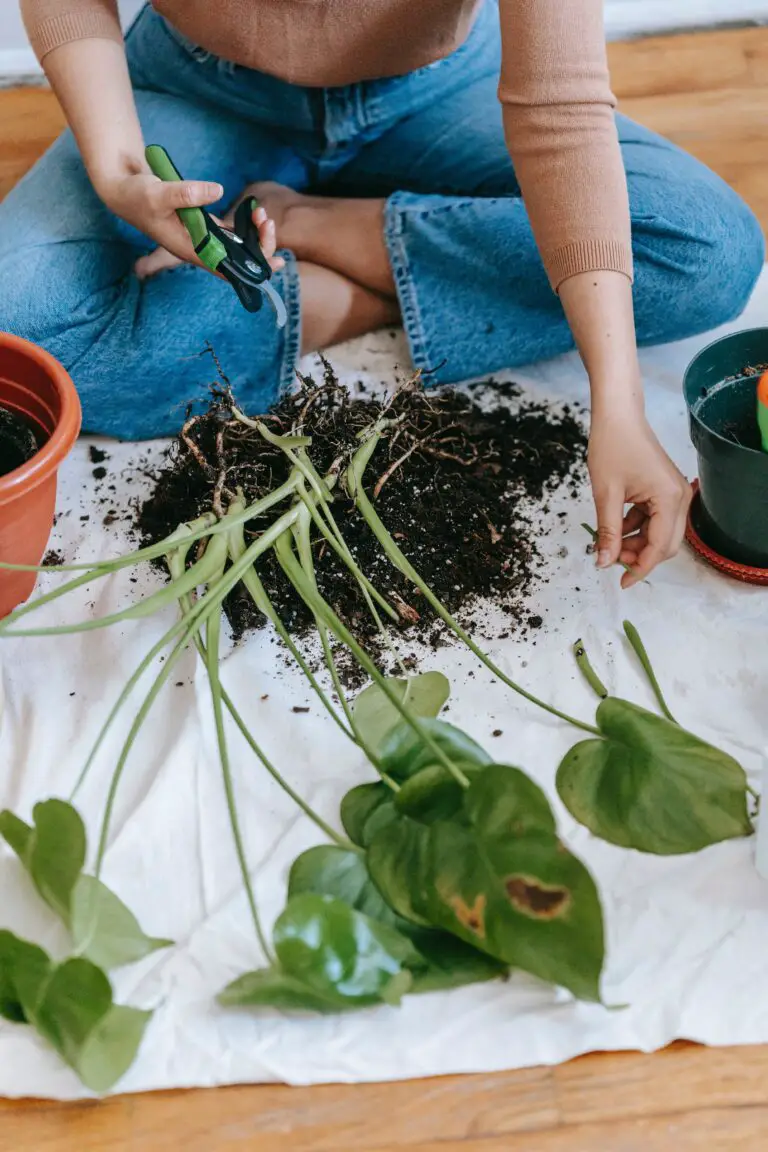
[0,2,764,438]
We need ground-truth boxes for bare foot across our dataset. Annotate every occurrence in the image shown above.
[247,183,395,297]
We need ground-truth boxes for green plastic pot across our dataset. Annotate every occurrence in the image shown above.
[684,327,768,568]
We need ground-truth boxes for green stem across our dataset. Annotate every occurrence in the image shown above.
[572,640,609,700]
[92,507,304,879]
[93,606,207,881]
[347,446,599,736]
[297,487,407,673]
[0,478,300,630]
[288,511,356,730]
[226,517,352,740]
[256,422,399,628]
[169,549,360,851]
[623,620,677,724]
[205,598,274,962]
[580,523,649,585]
[69,612,192,801]
[277,540,471,789]
[273,528,399,793]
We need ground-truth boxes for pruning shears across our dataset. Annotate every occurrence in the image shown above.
[145,144,286,327]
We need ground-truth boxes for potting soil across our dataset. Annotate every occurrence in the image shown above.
[0,407,38,477]
[137,366,587,665]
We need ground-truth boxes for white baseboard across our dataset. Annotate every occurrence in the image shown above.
[0,48,44,86]
[605,0,768,38]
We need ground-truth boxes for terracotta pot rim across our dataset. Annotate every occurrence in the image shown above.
[0,332,81,506]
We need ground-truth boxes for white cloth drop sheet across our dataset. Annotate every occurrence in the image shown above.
[2,275,768,1100]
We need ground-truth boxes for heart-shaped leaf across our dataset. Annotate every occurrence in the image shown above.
[368,764,605,1001]
[2,936,150,1093]
[340,782,397,848]
[556,698,753,855]
[0,801,86,924]
[0,930,50,1023]
[0,800,173,966]
[71,876,173,970]
[352,672,450,754]
[75,1004,153,1094]
[379,719,491,783]
[274,893,414,1006]
[28,958,151,1093]
[218,967,368,1013]
[288,845,505,993]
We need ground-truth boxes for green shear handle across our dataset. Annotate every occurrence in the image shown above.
[144,144,286,326]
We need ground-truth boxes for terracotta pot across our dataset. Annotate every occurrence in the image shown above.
[0,333,81,617]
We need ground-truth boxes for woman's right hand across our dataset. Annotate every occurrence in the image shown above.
[96,169,225,267]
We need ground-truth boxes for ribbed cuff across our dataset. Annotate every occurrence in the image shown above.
[31,9,123,63]
[547,239,634,293]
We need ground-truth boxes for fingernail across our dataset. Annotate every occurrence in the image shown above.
[597,550,611,569]
[211,184,224,198]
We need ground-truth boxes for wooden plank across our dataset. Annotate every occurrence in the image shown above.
[0,1067,558,1152]
[0,87,64,200]
[608,26,768,100]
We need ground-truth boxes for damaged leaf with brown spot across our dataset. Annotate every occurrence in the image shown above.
[367,764,604,1001]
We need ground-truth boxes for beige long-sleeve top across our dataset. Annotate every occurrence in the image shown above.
[21,0,633,290]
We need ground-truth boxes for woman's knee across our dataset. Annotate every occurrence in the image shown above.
[633,172,765,345]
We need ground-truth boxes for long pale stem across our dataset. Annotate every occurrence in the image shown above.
[92,507,304,878]
[277,540,470,789]
[273,528,399,792]
[205,596,274,962]
[347,443,600,737]
[0,477,300,630]
[297,487,407,676]
[227,518,352,739]
[623,620,676,723]
[573,640,608,701]
[168,545,359,851]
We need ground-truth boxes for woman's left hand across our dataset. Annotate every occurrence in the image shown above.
[134,200,285,279]
[588,408,692,588]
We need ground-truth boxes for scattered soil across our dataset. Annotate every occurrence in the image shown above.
[42,549,65,567]
[0,408,39,477]
[137,362,587,676]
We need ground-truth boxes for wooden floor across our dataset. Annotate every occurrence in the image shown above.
[1,24,768,1152]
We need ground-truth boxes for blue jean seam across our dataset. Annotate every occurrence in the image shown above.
[384,192,432,371]
[275,249,301,395]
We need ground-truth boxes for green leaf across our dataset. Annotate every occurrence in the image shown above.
[379,719,491,783]
[352,672,450,754]
[274,893,414,1005]
[0,930,50,1023]
[367,817,433,927]
[556,698,753,855]
[71,875,173,971]
[287,845,504,994]
[218,968,369,1013]
[369,765,605,1002]
[406,932,506,995]
[0,800,86,925]
[340,782,396,848]
[76,1005,152,1094]
[29,958,150,1094]
[395,763,483,825]
[0,811,33,862]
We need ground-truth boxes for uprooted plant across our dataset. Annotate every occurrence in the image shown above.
[0,376,754,1093]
